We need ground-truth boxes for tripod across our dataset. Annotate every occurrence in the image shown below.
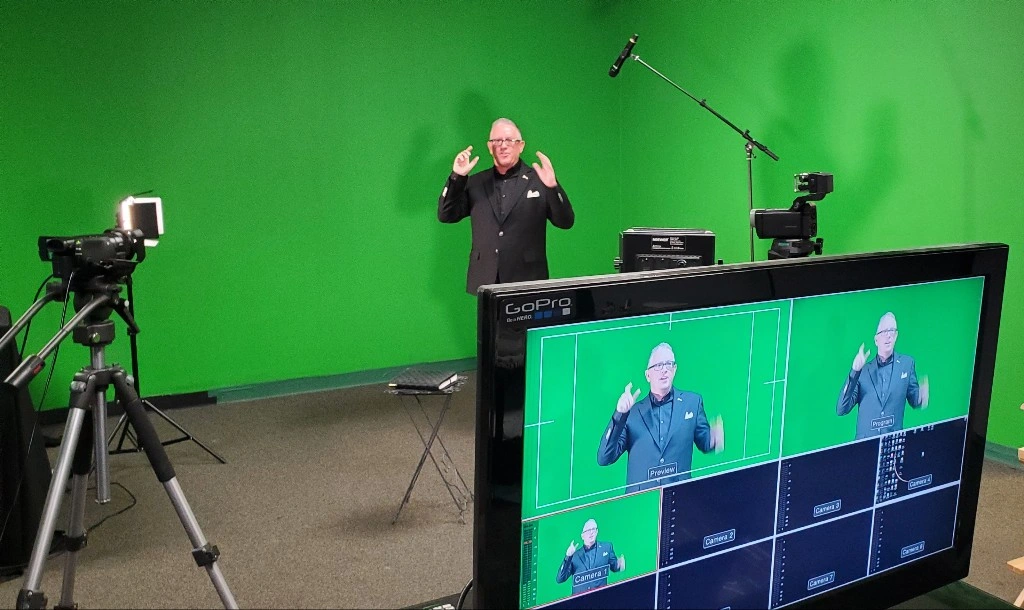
[768,237,824,259]
[105,277,226,463]
[0,280,237,609]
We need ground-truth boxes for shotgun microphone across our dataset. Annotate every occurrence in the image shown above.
[609,34,638,78]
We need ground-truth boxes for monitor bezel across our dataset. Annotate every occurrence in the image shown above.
[473,243,1008,609]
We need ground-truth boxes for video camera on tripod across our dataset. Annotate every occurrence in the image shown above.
[3,197,163,390]
[0,196,237,609]
[40,195,162,285]
[750,172,834,259]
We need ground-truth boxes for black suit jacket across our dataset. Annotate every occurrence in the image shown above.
[438,162,574,294]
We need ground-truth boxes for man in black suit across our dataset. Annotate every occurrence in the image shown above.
[438,118,574,294]
[555,518,624,594]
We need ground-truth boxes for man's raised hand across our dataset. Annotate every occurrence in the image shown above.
[616,383,641,414]
[532,151,558,187]
[852,343,871,372]
[453,146,479,176]
[566,540,578,557]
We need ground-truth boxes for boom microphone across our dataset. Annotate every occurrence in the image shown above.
[609,34,638,78]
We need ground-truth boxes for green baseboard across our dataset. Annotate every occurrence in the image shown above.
[984,442,1024,470]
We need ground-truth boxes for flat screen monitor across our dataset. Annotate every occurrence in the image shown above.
[473,244,1007,609]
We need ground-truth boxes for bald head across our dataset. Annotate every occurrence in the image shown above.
[491,117,521,133]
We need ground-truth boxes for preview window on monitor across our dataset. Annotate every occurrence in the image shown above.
[516,277,984,609]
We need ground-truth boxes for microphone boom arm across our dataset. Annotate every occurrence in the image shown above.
[631,55,778,161]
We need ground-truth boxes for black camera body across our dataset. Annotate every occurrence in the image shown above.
[39,228,146,283]
[750,206,817,240]
[750,172,834,259]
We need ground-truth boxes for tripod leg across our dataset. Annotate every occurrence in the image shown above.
[111,370,238,609]
[58,408,95,609]
[17,375,96,610]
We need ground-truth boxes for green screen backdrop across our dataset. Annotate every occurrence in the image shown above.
[2,1,1020,448]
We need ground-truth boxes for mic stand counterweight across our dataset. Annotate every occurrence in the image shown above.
[630,54,779,262]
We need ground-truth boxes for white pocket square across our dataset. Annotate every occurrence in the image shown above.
[527,190,540,198]
[901,372,908,379]
[685,411,694,419]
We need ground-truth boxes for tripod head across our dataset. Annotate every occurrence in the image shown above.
[750,172,833,260]
[2,289,133,392]
[0,254,141,393]
[62,276,140,334]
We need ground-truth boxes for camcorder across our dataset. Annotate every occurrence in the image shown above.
[750,172,833,240]
[39,196,164,284]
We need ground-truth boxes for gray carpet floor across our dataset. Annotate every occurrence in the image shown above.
[1,374,1021,608]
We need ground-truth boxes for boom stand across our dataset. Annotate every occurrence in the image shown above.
[1,284,237,609]
[629,54,779,262]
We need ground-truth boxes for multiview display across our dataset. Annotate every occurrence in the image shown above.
[518,276,984,609]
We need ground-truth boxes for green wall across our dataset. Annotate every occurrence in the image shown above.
[2,1,1021,447]
[0,0,623,401]
[615,0,1024,447]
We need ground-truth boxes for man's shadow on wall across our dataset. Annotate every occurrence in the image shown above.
[392,91,497,356]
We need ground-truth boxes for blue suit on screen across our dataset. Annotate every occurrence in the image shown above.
[597,388,715,494]
[837,352,926,439]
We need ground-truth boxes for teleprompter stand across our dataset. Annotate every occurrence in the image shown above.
[0,280,237,609]
[388,377,472,525]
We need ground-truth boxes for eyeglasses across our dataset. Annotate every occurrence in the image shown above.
[647,361,676,372]
[487,138,523,147]
[875,328,898,337]
[582,528,597,535]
